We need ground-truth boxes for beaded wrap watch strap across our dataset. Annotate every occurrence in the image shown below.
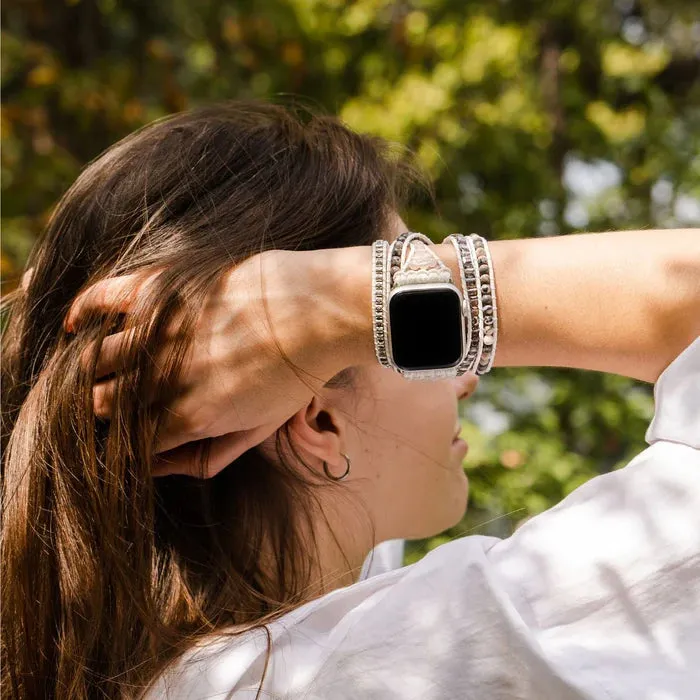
[446,236,474,374]
[389,231,430,285]
[371,240,391,367]
[469,233,498,374]
[380,231,498,376]
[387,232,468,380]
[393,238,452,287]
[374,233,424,368]
[445,233,498,375]
[446,234,484,373]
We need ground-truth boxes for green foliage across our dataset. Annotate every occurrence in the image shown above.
[2,0,699,559]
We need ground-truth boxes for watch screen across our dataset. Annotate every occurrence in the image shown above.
[389,287,463,371]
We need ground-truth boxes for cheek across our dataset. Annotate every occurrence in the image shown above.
[398,382,455,447]
[348,372,467,539]
[358,373,456,465]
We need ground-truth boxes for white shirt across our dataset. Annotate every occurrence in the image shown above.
[149,336,700,700]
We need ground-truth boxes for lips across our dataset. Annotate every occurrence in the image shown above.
[452,423,462,441]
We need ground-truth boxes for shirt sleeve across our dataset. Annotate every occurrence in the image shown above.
[645,334,700,449]
[484,333,700,698]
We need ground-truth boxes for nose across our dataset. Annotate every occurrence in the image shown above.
[454,372,479,401]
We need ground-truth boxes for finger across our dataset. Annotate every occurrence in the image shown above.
[93,379,116,419]
[21,267,34,291]
[153,424,279,478]
[80,328,139,379]
[65,269,161,333]
[92,370,168,420]
[92,371,164,419]
[155,418,279,457]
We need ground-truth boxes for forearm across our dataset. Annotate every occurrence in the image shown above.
[483,229,700,382]
[326,229,700,383]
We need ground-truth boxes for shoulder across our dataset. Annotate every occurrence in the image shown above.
[149,534,540,699]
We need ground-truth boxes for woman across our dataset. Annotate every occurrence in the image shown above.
[1,102,698,700]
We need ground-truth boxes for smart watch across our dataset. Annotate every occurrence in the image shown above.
[386,234,467,380]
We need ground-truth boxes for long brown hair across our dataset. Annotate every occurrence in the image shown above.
[1,101,417,699]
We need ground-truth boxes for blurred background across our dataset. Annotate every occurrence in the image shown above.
[2,0,699,562]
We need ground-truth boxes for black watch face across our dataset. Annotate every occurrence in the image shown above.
[389,286,464,371]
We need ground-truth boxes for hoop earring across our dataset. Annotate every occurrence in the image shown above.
[323,452,351,481]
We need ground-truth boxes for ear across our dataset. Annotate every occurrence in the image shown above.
[286,394,348,469]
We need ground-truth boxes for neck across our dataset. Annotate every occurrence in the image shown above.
[300,494,375,599]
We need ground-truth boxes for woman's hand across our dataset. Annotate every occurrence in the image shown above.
[66,247,374,477]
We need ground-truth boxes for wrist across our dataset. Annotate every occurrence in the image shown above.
[320,241,462,372]
[298,241,465,376]
[305,246,376,373]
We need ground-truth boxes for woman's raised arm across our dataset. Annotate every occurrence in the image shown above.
[335,228,700,382]
[304,228,700,384]
[65,228,700,475]
[435,228,700,383]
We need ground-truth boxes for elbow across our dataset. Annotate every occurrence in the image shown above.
[653,231,700,381]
